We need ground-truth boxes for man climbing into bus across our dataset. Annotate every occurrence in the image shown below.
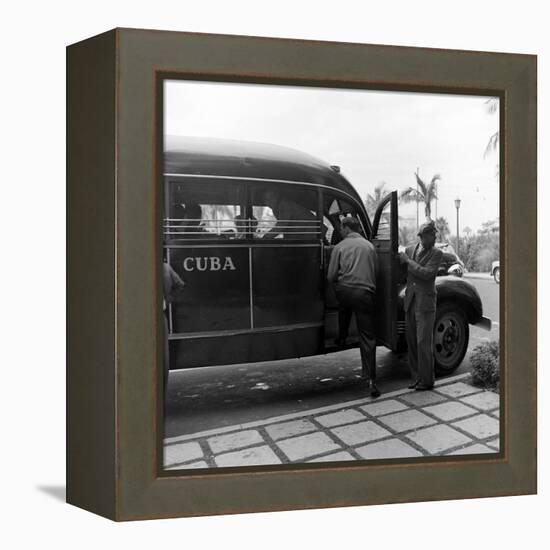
[327,216,380,397]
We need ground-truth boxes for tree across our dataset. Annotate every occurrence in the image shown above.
[484,98,499,177]
[434,216,451,242]
[398,222,417,247]
[365,181,389,219]
[459,218,500,272]
[400,169,441,221]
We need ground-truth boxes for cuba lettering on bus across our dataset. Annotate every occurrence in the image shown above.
[182,256,237,272]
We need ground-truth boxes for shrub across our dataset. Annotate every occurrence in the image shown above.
[470,340,500,390]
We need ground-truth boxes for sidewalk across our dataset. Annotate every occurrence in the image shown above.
[163,373,500,470]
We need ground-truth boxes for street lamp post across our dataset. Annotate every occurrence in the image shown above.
[454,197,461,256]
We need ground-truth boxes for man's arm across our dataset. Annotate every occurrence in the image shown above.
[327,246,341,284]
[404,248,443,282]
[168,266,186,300]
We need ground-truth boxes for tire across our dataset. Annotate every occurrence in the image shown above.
[433,302,469,375]
[493,267,500,284]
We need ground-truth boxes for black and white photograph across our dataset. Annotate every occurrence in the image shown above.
[161,79,501,470]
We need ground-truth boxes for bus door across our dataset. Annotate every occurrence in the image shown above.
[164,177,251,369]
[371,191,399,349]
[249,182,324,361]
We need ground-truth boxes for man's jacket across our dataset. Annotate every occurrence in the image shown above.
[404,243,443,312]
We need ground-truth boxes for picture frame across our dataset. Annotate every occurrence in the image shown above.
[67,28,536,521]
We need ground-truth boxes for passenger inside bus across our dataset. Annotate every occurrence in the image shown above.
[234,214,258,239]
[177,202,223,239]
[260,189,319,240]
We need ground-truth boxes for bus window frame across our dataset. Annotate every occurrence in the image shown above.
[163,176,248,244]
[321,189,371,242]
[248,181,323,243]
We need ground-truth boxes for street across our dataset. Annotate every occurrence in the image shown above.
[165,276,499,439]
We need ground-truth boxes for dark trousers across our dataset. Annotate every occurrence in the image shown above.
[405,297,436,387]
[335,285,377,381]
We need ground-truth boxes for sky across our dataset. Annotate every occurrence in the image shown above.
[165,80,499,233]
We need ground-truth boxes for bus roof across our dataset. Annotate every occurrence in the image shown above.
[164,136,364,205]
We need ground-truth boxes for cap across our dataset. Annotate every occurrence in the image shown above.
[418,220,437,236]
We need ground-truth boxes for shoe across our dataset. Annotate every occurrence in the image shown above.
[369,382,381,398]
[415,384,434,391]
[408,380,419,389]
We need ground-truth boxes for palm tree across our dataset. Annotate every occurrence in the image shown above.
[435,216,450,242]
[398,223,416,247]
[400,169,441,221]
[484,98,499,178]
[484,98,499,158]
[365,182,389,219]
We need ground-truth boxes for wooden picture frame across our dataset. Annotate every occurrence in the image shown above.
[67,28,536,521]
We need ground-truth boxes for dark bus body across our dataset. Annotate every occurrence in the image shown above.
[163,137,490,376]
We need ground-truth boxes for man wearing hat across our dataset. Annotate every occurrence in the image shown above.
[399,220,443,390]
[328,216,380,398]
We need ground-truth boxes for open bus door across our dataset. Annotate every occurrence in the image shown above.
[371,191,399,349]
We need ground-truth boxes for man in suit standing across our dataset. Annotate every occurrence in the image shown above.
[328,216,380,397]
[399,220,443,391]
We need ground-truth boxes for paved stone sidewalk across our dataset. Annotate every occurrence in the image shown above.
[163,373,500,470]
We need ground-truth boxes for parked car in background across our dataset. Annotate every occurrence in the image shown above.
[491,260,500,283]
[435,242,464,277]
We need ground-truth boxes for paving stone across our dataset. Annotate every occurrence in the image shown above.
[276,432,341,461]
[399,390,446,407]
[377,409,437,433]
[452,414,500,440]
[166,460,209,470]
[308,451,355,463]
[265,419,317,441]
[407,424,473,454]
[422,401,477,421]
[491,409,500,419]
[356,438,423,459]
[164,441,203,467]
[436,382,480,398]
[459,391,500,411]
[486,438,500,450]
[315,408,366,427]
[447,444,495,455]
[215,445,281,467]
[360,399,407,417]
[208,430,264,454]
[331,421,391,446]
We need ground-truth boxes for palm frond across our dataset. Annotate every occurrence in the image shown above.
[484,131,499,158]
[485,98,499,115]
[400,187,422,203]
[414,171,428,196]
[426,174,441,200]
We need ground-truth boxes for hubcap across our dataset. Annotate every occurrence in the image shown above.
[434,314,463,366]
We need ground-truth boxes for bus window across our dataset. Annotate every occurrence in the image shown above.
[323,216,335,245]
[323,193,367,241]
[164,179,245,240]
[250,183,320,240]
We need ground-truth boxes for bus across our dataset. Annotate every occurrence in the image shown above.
[163,136,491,376]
